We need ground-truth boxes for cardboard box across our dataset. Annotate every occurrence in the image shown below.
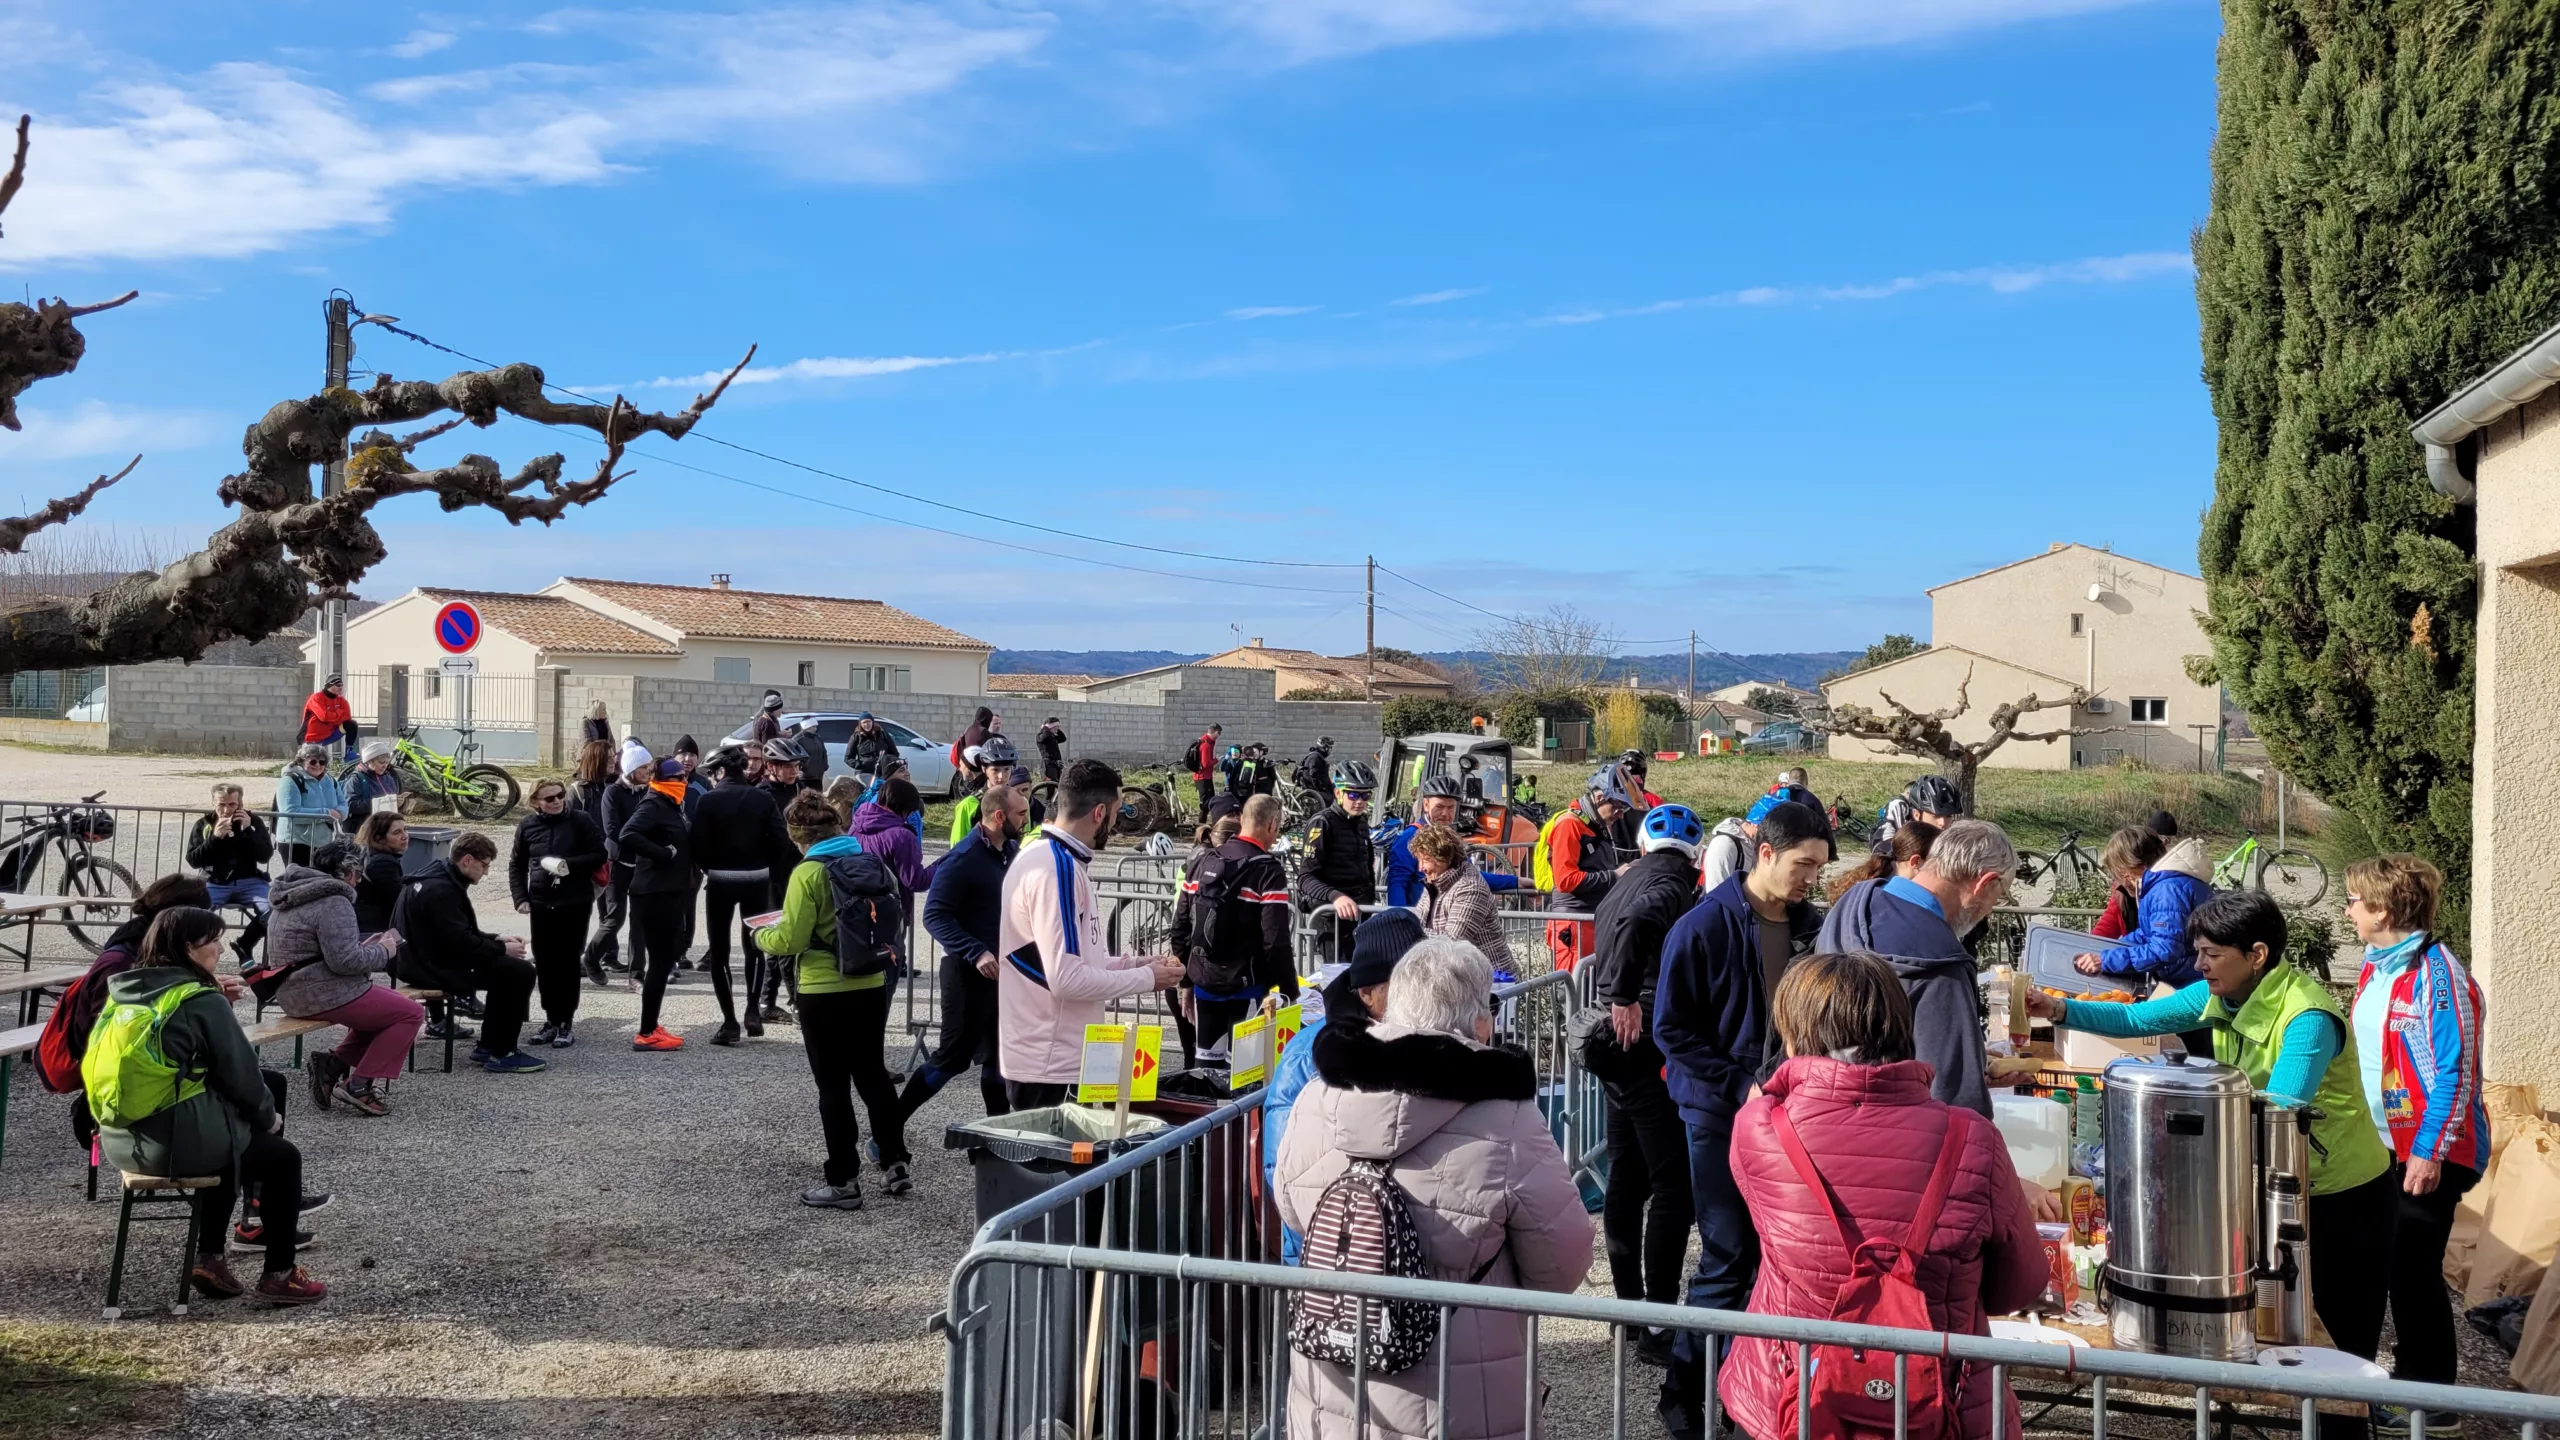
[2059,1027,2160,1069]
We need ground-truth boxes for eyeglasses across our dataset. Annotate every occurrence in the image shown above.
[1341,790,1372,802]
[534,792,565,807]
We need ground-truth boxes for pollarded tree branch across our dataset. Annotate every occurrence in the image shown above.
[0,457,137,553]
[0,114,26,224]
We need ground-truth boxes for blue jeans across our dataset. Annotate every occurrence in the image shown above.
[206,878,271,961]
[1662,1114,1759,1418]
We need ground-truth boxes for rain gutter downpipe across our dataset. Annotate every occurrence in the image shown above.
[2411,315,2560,504]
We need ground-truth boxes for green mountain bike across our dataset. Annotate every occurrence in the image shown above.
[2213,832,2328,908]
[342,725,520,822]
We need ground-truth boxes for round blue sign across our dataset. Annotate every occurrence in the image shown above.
[433,601,482,655]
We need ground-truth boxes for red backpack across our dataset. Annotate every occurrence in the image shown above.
[34,969,97,1093]
[1765,1104,1976,1440]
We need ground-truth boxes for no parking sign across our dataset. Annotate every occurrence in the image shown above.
[433,600,482,655]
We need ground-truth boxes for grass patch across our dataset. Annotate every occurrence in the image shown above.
[0,1321,177,1439]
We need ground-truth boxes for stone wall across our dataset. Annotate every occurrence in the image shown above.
[107,662,314,757]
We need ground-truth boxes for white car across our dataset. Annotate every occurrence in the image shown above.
[722,711,963,798]
[65,686,105,722]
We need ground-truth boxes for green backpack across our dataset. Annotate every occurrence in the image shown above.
[80,981,211,1129]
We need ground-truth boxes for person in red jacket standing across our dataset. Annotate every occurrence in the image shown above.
[298,675,358,759]
[1717,951,2045,1440]
[1186,723,1222,816]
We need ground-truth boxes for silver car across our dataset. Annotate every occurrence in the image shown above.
[722,712,963,797]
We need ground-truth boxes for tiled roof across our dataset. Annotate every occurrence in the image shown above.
[563,578,991,651]
[987,673,1101,692]
[1205,646,1448,689]
[416,589,677,656]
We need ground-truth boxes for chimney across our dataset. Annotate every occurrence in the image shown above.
[2047,542,2066,553]
[710,574,731,590]
[1247,637,1262,648]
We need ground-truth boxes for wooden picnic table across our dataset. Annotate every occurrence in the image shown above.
[0,964,86,1024]
[0,891,135,967]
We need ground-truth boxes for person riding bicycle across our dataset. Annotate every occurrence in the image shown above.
[1293,736,1336,805]
[1294,759,1378,964]
[1872,773,1962,858]
[847,712,897,780]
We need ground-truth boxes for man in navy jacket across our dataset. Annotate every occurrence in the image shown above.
[1651,800,1829,1439]
[896,779,1025,1126]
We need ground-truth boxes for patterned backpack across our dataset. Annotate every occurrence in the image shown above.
[1291,1159,1497,1374]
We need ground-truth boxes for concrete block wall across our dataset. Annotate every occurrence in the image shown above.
[1146,667,1385,766]
[107,662,314,757]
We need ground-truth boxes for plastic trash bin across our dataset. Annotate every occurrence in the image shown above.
[399,826,457,877]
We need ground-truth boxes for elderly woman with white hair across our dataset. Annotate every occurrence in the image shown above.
[341,739,403,835]
[1275,937,1597,1440]
[276,742,345,868]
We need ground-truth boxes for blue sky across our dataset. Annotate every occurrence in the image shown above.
[0,0,2221,658]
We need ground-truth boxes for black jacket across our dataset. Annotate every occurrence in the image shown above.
[583,716,615,744]
[923,824,1015,966]
[394,859,511,992]
[616,790,693,896]
[756,776,805,812]
[599,779,647,865]
[355,849,406,932]
[1294,804,1376,909]
[1590,848,1702,1016]
[850,724,899,776]
[1171,835,1296,999]
[509,807,607,910]
[1294,747,1334,798]
[1034,723,1065,765]
[689,781,795,881]
[185,812,274,885]
[790,727,829,791]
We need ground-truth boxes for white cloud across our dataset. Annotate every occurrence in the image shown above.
[1226,305,1321,320]
[0,400,221,461]
[389,29,458,59]
[597,352,1011,392]
[1529,249,2190,324]
[1391,287,1487,306]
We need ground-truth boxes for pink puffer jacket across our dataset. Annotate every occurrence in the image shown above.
[1722,1057,2047,1440]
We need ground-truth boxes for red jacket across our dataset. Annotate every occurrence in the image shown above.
[1723,1057,2047,1440]
[300,690,352,744]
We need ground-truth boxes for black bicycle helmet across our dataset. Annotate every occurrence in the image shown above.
[1329,759,1378,792]
[1418,775,1464,802]
[978,734,1020,767]
[1905,774,1963,817]
[761,736,806,765]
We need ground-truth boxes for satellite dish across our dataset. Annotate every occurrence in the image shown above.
[2087,582,2107,602]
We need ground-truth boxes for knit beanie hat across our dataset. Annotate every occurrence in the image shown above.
[1342,908,1426,991]
[620,739,652,776]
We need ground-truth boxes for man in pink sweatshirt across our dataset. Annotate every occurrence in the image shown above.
[998,758,1184,1108]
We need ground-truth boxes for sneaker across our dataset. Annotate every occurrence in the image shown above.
[483,1050,548,1075]
[1633,1327,1680,1369]
[189,1254,245,1298]
[760,1004,792,1025]
[632,1028,684,1052]
[800,1183,865,1210]
[530,1021,560,1046]
[882,1161,913,1196]
[551,1021,576,1048]
[2374,1405,2464,1438]
[582,955,608,986]
[743,1018,764,1038]
[451,994,486,1019]
[254,1266,329,1306]
[306,1052,345,1112]
[247,1192,330,1218]
[470,1045,492,1064]
[231,1220,318,1250]
[332,1080,389,1117]
[422,1017,475,1042]
[711,1021,742,1048]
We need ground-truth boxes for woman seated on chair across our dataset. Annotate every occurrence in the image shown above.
[270,840,420,1117]
[85,905,328,1305]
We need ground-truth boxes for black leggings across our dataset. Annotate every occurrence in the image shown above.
[1601,1061,1693,1307]
[702,875,772,1028]
[897,951,1008,1126]
[528,901,590,1024]
[204,1070,299,1271]
[802,986,906,1180]
[630,890,688,1036]
[2308,1167,2401,1364]
[2389,1161,2483,1385]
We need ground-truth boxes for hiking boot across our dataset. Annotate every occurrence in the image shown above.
[190,1253,245,1298]
[632,1028,684,1052]
[483,1050,548,1075]
[422,1016,475,1043]
[882,1161,913,1196]
[711,1021,742,1048]
[231,1220,317,1250]
[333,1079,389,1117]
[800,1183,864,1210]
[551,1020,576,1048]
[306,1053,346,1112]
[254,1267,329,1306]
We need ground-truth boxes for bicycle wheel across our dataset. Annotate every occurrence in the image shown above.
[1028,780,1059,814]
[1115,786,1162,836]
[450,764,521,821]
[2008,853,2058,910]
[62,854,140,953]
[2258,848,2330,908]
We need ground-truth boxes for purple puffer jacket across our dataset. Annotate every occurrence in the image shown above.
[848,801,936,896]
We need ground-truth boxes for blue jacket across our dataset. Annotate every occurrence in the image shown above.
[924,825,1015,967]
[1652,874,1820,1130]
[1374,819,1521,907]
[1262,1013,1327,1263]
[2094,839,2214,988]
[1816,878,1992,1116]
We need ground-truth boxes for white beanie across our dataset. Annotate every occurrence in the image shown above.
[620,739,653,776]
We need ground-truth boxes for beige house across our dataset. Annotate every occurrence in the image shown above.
[2412,322,2560,1094]
[317,575,992,695]
[1704,680,1819,711]
[1192,640,1452,699]
[1823,543,2220,771]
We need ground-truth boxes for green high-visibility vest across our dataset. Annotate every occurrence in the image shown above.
[2202,963,2390,1196]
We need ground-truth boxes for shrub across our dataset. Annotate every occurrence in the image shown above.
[1380,695,1472,737]
[1490,688,1593,749]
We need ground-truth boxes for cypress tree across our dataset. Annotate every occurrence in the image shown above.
[2195,0,2560,908]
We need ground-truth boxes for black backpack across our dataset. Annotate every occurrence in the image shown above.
[1184,848,1252,993]
[821,849,901,977]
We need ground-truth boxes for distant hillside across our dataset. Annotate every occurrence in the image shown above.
[993,649,1205,678]
[992,648,1853,691]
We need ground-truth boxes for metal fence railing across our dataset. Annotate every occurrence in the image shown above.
[2,666,104,721]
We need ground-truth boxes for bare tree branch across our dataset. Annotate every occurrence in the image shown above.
[63,292,140,319]
[0,115,27,224]
[1823,660,2101,813]
[0,457,138,553]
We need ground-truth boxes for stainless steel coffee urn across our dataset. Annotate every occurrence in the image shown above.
[2254,1101,2315,1346]
[2102,1055,2260,1361]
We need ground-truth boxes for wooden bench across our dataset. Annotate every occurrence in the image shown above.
[103,1172,220,1320]
[240,986,454,1074]
[0,1022,38,1167]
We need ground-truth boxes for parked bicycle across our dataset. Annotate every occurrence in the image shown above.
[2214,832,2329,907]
[0,791,140,953]
[2009,829,2104,910]
[1112,770,1196,837]
[342,724,520,821]
[1828,795,1871,846]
